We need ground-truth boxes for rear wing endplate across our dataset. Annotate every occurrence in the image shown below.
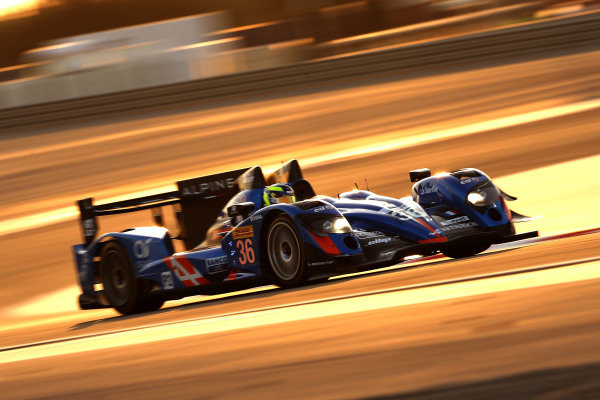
[77,168,249,248]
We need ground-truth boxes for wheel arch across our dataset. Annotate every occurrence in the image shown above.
[259,209,310,287]
[87,235,125,283]
[258,209,287,268]
[89,228,174,280]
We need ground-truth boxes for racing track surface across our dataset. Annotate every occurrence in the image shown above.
[2,232,600,399]
[1,45,599,399]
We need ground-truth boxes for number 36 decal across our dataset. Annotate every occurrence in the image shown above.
[236,238,255,265]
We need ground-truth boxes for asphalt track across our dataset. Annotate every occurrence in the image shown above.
[1,233,599,399]
[1,46,599,399]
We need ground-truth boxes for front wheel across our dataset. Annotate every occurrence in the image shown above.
[441,240,491,259]
[100,241,163,314]
[265,216,307,288]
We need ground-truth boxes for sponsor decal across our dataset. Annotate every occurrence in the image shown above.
[443,210,458,217]
[205,256,229,275]
[441,222,477,232]
[164,255,209,287]
[428,229,443,236]
[380,206,427,221]
[232,225,254,239]
[367,237,393,246]
[133,238,153,259]
[353,229,386,239]
[308,260,334,267]
[83,219,95,237]
[250,214,262,221]
[312,205,333,212]
[181,178,236,196]
[419,186,439,195]
[206,256,228,267]
[161,271,174,289]
[460,177,481,185]
[441,216,470,226]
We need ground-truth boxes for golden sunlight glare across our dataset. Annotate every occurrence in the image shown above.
[0,0,39,18]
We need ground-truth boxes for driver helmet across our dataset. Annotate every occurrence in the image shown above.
[263,184,296,206]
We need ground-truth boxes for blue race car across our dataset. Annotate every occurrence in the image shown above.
[312,167,538,260]
[72,161,536,314]
[406,167,538,258]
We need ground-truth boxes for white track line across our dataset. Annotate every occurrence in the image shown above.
[298,99,600,166]
[1,98,599,237]
[1,226,597,326]
[1,258,598,364]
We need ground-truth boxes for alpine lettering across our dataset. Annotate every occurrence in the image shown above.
[181,178,236,196]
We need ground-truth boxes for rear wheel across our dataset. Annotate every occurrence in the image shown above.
[100,241,163,314]
[265,216,307,287]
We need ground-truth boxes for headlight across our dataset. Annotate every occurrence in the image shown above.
[466,182,500,207]
[297,214,352,236]
[467,191,487,205]
[332,217,351,232]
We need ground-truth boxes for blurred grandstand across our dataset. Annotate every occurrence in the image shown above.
[0,0,596,108]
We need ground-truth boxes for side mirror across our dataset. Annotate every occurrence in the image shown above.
[227,202,255,219]
[409,168,431,182]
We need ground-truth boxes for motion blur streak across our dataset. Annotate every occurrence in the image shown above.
[298,98,600,167]
[2,259,598,365]
[0,186,177,237]
[0,118,222,163]
[1,98,598,237]
[495,154,600,235]
[0,0,38,18]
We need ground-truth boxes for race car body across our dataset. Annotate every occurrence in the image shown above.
[273,160,537,260]
[317,192,445,267]
[409,168,538,258]
[73,166,367,314]
[72,160,536,314]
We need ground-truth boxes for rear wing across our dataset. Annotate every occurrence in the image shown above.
[267,159,316,200]
[77,168,249,249]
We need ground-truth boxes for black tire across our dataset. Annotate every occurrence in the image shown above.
[441,241,491,259]
[100,241,163,314]
[136,297,166,313]
[265,216,307,288]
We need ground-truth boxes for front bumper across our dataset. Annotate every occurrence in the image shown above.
[304,245,366,279]
[443,222,538,249]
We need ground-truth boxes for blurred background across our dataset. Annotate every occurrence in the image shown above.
[1,1,599,399]
[0,0,597,107]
